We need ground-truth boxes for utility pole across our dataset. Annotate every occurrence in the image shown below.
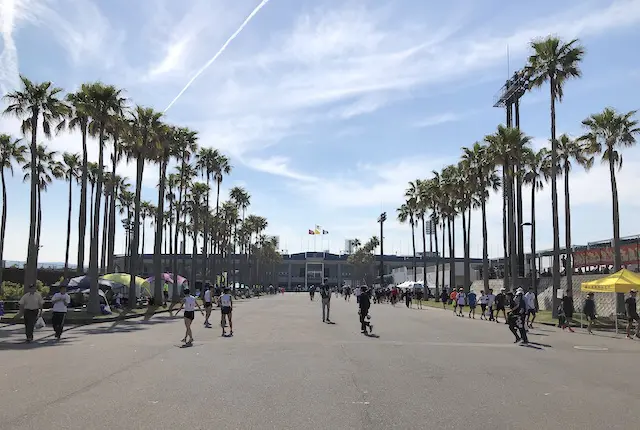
[378,212,387,288]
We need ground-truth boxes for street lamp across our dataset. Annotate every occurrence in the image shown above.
[378,212,387,288]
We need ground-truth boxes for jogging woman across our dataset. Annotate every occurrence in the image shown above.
[220,287,233,337]
[172,288,203,345]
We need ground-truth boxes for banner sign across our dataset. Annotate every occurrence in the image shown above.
[573,243,640,267]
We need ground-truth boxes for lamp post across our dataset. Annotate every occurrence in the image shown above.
[378,212,387,288]
[522,222,538,315]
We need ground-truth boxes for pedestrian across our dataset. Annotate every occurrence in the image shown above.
[524,287,537,329]
[562,294,575,332]
[583,292,596,335]
[415,288,424,309]
[456,288,466,317]
[355,285,362,304]
[172,288,204,345]
[479,291,488,320]
[440,288,448,309]
[508,288,528,344]
[359,285,372,334]
[163,282,169,306]
[18,284,43,343]
[467,289,477,319]
[220,287,234,337]
[50,285,71,340]
[320,279,332,323]
[624,289,639,339]
[494,288,507,323]
[309,284,316,301]
[404,288,412,308]
[450,289,458,314]
[487,288,496,321]
[203,283,213,328]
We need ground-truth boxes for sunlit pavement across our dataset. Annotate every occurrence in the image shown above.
[1,294,639,430]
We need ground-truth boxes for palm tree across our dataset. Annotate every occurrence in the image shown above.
[440,165,459,290]
[407,180,428,286]
[125,106,163,305]
[527,36,584,303]
[2,76,69,287]
[230,186,250,287]
[397,200,417,281]
[118,189,134,271]
[66,85,92,275]
[196,147,217,279]
[61,152,81,278]
[579,108,640,274]
[523,148,548,297]
[211,152,232,282]
[222,201,239,288]
[455,160,476,291]
[0,134,27,291]
[106,113,128,273]
[188,182,209,287]
[140,201,154,256]
[556,134,593,295]
[87,162,100,240]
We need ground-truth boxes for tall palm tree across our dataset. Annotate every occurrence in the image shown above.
[118,189,134,271]
[211,153,232,282]
[397,200,417,281]
[230,186,250,287]
[222,201,239,289]
[579,108,640,274]
[3,76,69,287]
[455,160,475,291]
[527,36,584,304]
[125,106,162,305]
[106,113,128,273]
[0,134,27,290]
[196,147,217,279]
[61,152,81,278]
[66,85,92,275]
[140,201,154,256]
[440,165,459,290]
[84,82,127,313]
[523,147,548,297]
[188,182,209,287]
[556,134,593,295]
[407,180,428,285]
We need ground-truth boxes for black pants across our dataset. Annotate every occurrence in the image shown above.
[52,312,67,337]
[359,307,370,331]
[508,314,528,343]
[23,309,38,340]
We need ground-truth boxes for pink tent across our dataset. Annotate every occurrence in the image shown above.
[146,273,187,285]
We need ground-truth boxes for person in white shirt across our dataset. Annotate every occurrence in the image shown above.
[203,284,213,328]
[51,286,71,340]
[355,286,362,304]
[479,291,488,320]
[524,287,537,329]
[219,287,233,337]
[172,289,203,345]
[18,284,44,343]
[456,288,466,317]
[487,289,496,321]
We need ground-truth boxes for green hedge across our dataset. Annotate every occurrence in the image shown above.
[0,281,49,300]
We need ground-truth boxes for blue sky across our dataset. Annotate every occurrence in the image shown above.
[1,0,640,263]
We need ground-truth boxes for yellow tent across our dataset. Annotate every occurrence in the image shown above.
[580,269,640,293]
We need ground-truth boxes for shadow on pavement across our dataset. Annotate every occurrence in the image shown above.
[0,336,78,350]
[363,333,380,338]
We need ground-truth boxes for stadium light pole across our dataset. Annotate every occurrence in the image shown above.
[378,212,387,288]
[522,222,536,298]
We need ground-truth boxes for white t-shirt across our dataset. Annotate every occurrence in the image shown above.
[220,294,232,308]
[457,292,466,305]
[479,295,487,305]
[524,292,536,310]
[204,290,212,303]
[51,293,70,312]
[355,287,362,297]
[184,295,196,311]
[487,294,496,306]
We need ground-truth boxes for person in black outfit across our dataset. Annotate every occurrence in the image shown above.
[359,285,372,334]
[495,288,507,323]
[440,288,448,309]
[508,288,528,344]
[583,292,596,334]
[625,289,639,339]
[319,279,332,323]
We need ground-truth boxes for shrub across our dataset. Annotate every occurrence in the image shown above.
[0,281,50,300]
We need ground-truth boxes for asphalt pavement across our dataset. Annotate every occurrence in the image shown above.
[1,294,639,430]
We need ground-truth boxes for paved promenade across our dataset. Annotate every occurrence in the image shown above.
[1,294,638,429]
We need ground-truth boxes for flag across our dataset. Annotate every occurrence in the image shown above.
[314,228,321,235]
[322,230,329,234]
[308,229,315,235]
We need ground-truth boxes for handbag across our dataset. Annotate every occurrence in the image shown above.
[35,316,45,329]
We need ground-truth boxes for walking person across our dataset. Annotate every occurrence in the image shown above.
[562,294,575,332]
[359,285,372,334]
[355,285,362,304]
[440,288,448,309]
[467,289,477,319]
[220,287,234,337]
[456,288,466,317]
[320,279,332,323]
[494,288,507,323]
[508,288,528,344]
[479,291,488,320]
[18,284,43,343]
[450,289,458,314]
[404,288,413,308]
[309,284,316,301]
[524,287,537,329]
[50,285,71,340]
[625,289,639,339]
[583,292,596,335]
[172,288,204,345]
[415,288,424,309]
[203,283,213,328]
[487,288,496,321]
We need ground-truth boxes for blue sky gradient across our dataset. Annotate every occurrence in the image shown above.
[1,0,640,262]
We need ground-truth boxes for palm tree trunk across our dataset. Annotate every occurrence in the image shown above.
[191,217,198,291]
[64,176,73,279]
[481,196,489,294]
[107,140,118,273]
[88,129,105,315]
[89,183,95,235]
[441,221,446,291]
[141,216,146,261]
[531,184,537,297]
[433,217,440,300]
[202,171,211,280]
[502,165,509,291]
[24,117,39,288]
[462,208,469,290]
[154,158,167,303]
[549,78,561,317]
[100,193,109,274]
[507,165,518,290]
[173,170,184,301]
[77,124,88,275]
[563,162,573,296]
[609,156,623,313]
[36,187,42,264]
[129,156,145,306]
[421,215,427,288]
[211,180,222,284]
[411,221,417,282]
[0,169,7,292]
[448,217,454,289]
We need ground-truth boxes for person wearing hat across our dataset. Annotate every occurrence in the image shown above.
[18,284,44,343]
[507,288,528,344]
[583,292,596,335]
[320,278,332,323]
[625,289,639,339]
[494,288,507,324]
[358,285,372,334]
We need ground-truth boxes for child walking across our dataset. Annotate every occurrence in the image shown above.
[172,288,204,345]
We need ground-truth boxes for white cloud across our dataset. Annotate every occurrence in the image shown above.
[414,112,461,128]
[242,155,318,183]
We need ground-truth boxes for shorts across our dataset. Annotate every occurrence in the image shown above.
[527,309,537,316]
[497,305,505,311]
[204,302,212,309]
[457,304,465,309]
[221,306,232,315]
[469,304,476,310]
[480,304,487,312]
[184,311,195,320]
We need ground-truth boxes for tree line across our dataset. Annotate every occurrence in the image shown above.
[1,77,282,312]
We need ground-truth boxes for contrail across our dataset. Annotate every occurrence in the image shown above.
[163,0,271,113]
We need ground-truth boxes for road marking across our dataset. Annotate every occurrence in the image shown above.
[352,401,370,405]
[573,346,609,351]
